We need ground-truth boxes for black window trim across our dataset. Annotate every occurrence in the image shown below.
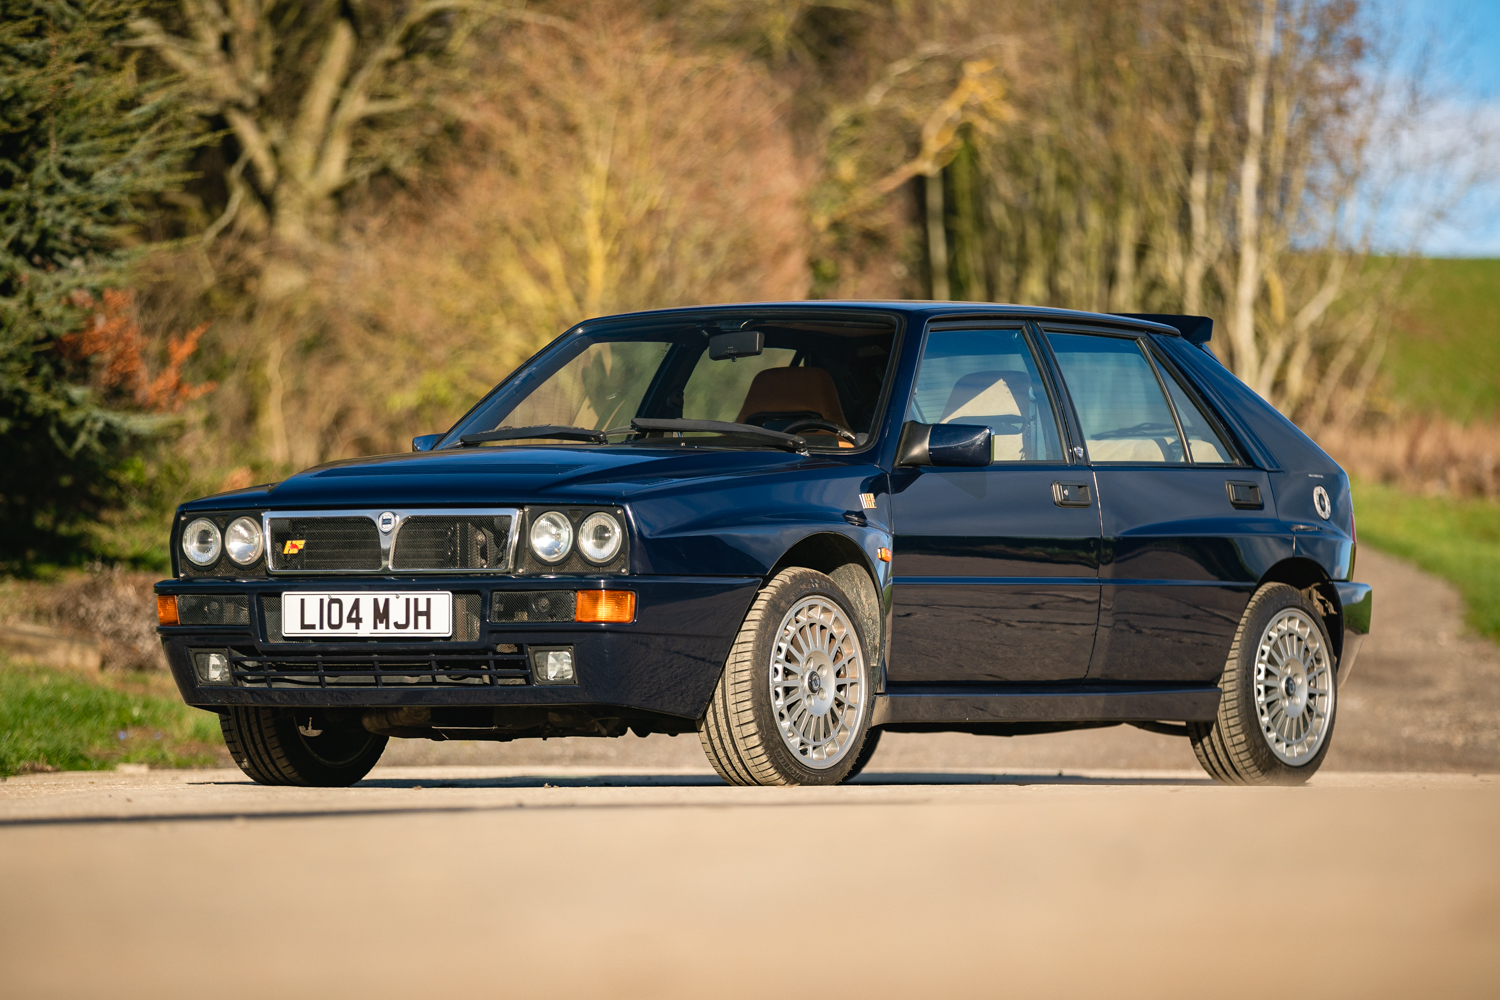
[915,318,1077,467]
[1144,341,1248,467]
[1035,321,1226,468]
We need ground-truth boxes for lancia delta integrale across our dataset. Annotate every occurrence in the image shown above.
[157,303,1371,786]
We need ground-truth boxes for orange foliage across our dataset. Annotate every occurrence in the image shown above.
[63,289,216,412]
[1317,418,1500,500]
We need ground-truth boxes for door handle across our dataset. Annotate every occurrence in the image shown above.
[1052,481,1092,507]
[1225,481,1263,509]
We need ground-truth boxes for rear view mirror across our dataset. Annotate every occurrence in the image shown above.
[896,421,992,467]
[708,329,764,361]
[412,433,442,453]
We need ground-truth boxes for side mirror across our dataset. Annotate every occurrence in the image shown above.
[896,421,992,467]
[412,433,442,453]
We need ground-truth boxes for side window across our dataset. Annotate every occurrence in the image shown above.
[1046,333,1185,464]
[907,328,1064,462]
[1158,361,1237,464]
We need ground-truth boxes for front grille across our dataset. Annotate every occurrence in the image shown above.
[261,593,482,642]
[268,517,381,571]
[178,594,250,626]
[229,648,530,688]
[490,590,576,623]
[392,515,512,571]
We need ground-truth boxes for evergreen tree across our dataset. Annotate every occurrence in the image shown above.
[0,1,196,568]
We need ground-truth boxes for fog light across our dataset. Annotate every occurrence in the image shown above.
[192,650,233,685]
[157,595,179,626]
[575,590,635,623]
[530,646,576,685]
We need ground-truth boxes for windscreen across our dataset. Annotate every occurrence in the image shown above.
[448,313,899,450]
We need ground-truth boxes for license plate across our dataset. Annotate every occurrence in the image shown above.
[280,592,453,638]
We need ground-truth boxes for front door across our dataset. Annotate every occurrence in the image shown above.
[889,326,1101,683]
[1042,329,1284,684]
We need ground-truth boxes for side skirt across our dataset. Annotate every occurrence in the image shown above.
[872,683,1221,729]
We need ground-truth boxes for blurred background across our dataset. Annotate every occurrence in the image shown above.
[2,0,1497,777]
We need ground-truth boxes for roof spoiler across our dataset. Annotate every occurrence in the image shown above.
[1112,313,1213,345]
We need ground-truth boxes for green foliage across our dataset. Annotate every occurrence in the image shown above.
[1352,479,1500,641]
[0,656,223,777]
[1383,258,1500,422]
[0,1,197,570]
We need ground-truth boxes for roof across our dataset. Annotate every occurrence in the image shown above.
[573,301,1202,340]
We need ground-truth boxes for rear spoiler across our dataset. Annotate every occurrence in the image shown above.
[1111,313,1212,345]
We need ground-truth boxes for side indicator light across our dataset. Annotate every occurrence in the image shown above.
[877,547,892,563]
[157,595,180,626]
[575,590,635,623]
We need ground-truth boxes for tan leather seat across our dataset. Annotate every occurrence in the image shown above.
[939,370,1031,461]
[735,367,850,429]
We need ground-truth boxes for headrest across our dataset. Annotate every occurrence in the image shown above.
[735,367,849,428]
[940,370,1030,423]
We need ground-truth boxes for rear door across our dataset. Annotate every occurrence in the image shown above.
[889,323,1100,683]
[1041,327,1281,684]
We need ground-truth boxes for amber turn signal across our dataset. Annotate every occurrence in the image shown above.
[575,590,635,623]
[157,595,179,626]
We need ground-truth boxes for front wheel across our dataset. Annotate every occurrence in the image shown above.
[221,707,387,787]
[699,567,876,786]
[1189,583,1337,785]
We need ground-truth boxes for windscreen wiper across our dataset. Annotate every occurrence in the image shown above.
[630,418,807,454]
[459,425,609,446]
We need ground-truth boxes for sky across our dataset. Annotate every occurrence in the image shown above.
[1365,0,1500,256]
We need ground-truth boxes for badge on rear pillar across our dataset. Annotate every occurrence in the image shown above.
[378,511,397,533]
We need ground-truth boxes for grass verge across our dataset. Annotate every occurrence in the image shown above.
[0,656,226,778]
[1385,257,1500,423]
[1352,478,1500,641]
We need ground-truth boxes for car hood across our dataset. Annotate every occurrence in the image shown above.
[226,445,837,509]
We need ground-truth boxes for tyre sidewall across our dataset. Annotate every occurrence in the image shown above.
[745,569,876,785]
[1228,585,1338,782]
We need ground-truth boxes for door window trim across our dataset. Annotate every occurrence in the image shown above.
[1143,342,1247,467]
[1035,322,1244,468]
[912,319,1078,467]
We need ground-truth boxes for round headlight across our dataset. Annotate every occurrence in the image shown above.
[225,516,264,566]
[182,518,222,566]
[578,512,623,564]
[529,511,574,564]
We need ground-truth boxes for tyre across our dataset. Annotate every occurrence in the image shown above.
[221,707,387,787]
[1189,583,1337,785]
[843,727,883,781]
[699,567,876,786]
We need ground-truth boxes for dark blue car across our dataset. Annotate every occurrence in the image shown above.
[156,303,1371,787]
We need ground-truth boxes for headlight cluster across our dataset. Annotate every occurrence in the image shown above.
[181,516,263,568]
[528,510,623,565]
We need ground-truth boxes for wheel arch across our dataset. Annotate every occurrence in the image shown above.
[766,532,884,670]
[1257,557,1346,667]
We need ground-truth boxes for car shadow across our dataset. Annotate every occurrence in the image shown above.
[343,771,1213,789]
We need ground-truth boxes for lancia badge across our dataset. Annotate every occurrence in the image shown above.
[378,511,397,533]
[1312,486,1331,520]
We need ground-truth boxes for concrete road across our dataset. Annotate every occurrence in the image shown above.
[2,767,1497,999]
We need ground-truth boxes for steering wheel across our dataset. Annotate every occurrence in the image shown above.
[782,419,857,444]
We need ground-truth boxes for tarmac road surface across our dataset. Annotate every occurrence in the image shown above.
[2,766,1497,999]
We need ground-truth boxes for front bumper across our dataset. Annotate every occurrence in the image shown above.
[156,575,760,720]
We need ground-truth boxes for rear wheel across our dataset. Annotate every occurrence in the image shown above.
[221,707,387,787]
[699,567,875,786]
[1189,583,1337,785]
